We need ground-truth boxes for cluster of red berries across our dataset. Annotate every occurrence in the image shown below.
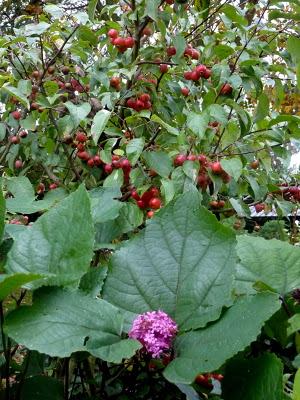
[184,64,211,81]
[10,215,29,225]
[131,187,162,215]
[184,44,200,59]
[9,130,28,144]
[273,185,300,202]
[108,29,135,53]
[195,373,224,389]
[137,74,157,85]
[36,182,59,195]
[126,93,152,111]
[75,132,102,168]
[104,155,131,183]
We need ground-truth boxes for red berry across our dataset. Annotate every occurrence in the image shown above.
[15,159,23,169]
[197,154,207,165]
[11,111,21,120]
[220,83,233,95]
[19,130,28,138]
[150,187,159,197]
[143,101,152,110]
[211,161,223,175]
[49,183,58,190]
[108,29,119,39]
[197,173,209,190]
[184,47,194,57]
[127,98,136,109]
[104,163,113,174]
[202,68,211,79]
[10,136,20,144]
[37,183,45,194]
[149,197,161,210]
[142,27,152,36]
[77,151,90,161]
[147,210,155,218]
[218,200,225,208]
[139,93,150,103]
[166,0,174,4]
[120,158,131,170]
[210,200,219,209]
[181,87,189,96]
[191,49,200,60]
[250,160,259,169]
[195,64,207,77]
[76,132,87,143]
[187,154,197,161]
[110,76,121,88]
[255,203,265,213]
[114,37,126,47]
[124,37,135,48]
[184,71,193,80]
[190,70,200,81]
[137,200,146,209]
[76,143,85,151]
[174,154,187,166]
[159,64,169,73]
[166,46,176,56]
[222,172,231,183]
[87,158,95,167]
[131,190,140,201]
[93,155,102,166]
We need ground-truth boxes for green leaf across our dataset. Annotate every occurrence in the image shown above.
[287,314,300,336]
[229,198,250,217]
[79,266,108,297]
[254,93,270,123]
[143,151,173,178]
[151,115,179,136]
[1,83,30,108]
[4,288,141,362]
[144,0,160,21]
[65,102,91,130]
[0,186,5,243]
[44,4,63,19]
[221,158,243,181]
[294,369,300,400]
[173,33,186,61]
[222,353,283,400]
[236,236,300,295]
[91,110,111,144]
[88,0,98,21]
[0,273,42,301]
[126,138,145,164]
[269,115,300,127]
[0,122,6,141]
[213,44,234,60]
[161,179,175,204]
[24,22,50,36]
[77,26,98,46]
[163,293,280,384]
[222,4,247,25]
[20,376,63,400]
[89,186,122,224]
[103,192,236,331]
[6,186,94,288]
[187,112,209,139]
[208,104,228,125]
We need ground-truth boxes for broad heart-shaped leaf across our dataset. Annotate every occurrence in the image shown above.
[222,353,283,400]
[4,288,141,362]
[5,185,94,288]
[236,235,300,295]
[103,192,236,331]
[163,293,280,384]
[0,273,42,301]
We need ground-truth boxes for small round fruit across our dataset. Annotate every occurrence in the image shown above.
[181,87,189,96]
[149,197,161,210]
[62,66,70,75]
[31,102,39,110]
[166,46,176,56]
[93,155,102,166]
[131,190,140,201]
[137,200,146,209]
[209,200,219,209]
[142,27,152,36]
[49,183,58,190]
[139,93,150,103]
[120,158,131,170]
[76,132,87,143]
[110,76,121,88]
[19,130,28,138]
[166,0,174,4]
[218,200,225,208]
[187,154,197,161]
[10,135,20,144]
[220,83,233,95]
[255,203,265,213]
[124,37,135,48]
[11,110,21,120]
[147,210,154,218]
[15,159,23,169]
[37,183,45,194]
[174,154,186,166]
[87,158,95,167]
[104,163,113,174]
[47,66,55,74]
[31,70,40,79]
[77,151,90,161]
[250,160,259,169]
[210,161,223,175]
[159,64,169,73]
[150,187,159,197]
[108,29,119,39]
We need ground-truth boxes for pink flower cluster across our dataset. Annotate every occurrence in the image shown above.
[128,310,178,358]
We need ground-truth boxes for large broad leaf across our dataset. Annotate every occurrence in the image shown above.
[1,84,30,108]
[5,177,66,214]
[222,353,283,400]
[143,151,173,178]
[89,186,122,224]
[236,236,300,295]
[5,186,94,287]
[4,288,141,363]
[163,293,280,384]
[103,192,236,331]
